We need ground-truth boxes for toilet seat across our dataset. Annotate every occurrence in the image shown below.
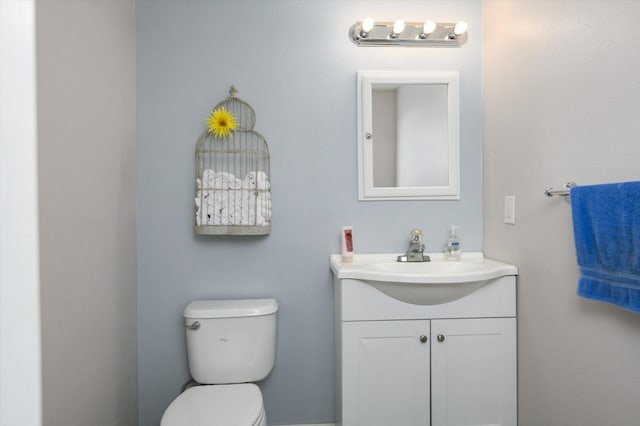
[161,383,266,426]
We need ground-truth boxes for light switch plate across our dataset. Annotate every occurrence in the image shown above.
[504,195,516,224]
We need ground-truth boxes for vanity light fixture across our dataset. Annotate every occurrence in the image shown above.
[349,19,468,47]
[390,20,405,38]
[450,21,468,39]
[360,18,374,38]
[420,20,437,39]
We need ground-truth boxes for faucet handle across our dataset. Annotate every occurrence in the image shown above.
[409,228,424,244]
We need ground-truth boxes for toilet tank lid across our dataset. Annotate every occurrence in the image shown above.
[183,298,278,319]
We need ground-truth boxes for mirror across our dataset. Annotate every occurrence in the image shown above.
[357,71,460,200]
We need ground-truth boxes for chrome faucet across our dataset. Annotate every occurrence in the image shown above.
[397,229,431,262]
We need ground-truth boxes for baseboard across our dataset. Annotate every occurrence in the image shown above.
[277,424,335,426]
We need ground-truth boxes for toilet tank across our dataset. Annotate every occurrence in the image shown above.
[183,299,278,384]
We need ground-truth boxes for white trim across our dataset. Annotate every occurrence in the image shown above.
[0,1,43,425]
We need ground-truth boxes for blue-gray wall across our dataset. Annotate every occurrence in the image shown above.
[136,1,482,424]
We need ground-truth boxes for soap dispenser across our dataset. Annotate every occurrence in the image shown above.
[445,225,462,259]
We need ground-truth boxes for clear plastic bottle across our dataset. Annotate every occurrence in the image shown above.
[445,225,462,259]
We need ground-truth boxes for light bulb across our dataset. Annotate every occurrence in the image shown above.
[422,20,436,36]
[453,21,468,36]
[362,18,374,33]
[392,20,405,36]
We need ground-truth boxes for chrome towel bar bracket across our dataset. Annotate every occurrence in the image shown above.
[545,181,577,203]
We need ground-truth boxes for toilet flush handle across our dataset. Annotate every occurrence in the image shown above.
[186,321,200,330]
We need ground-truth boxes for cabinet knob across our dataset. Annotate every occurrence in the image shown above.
[437,334,445,342]
[365,132,373,140]
[419,335,428,343]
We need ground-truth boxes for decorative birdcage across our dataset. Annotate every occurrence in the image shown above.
[195,86,271,235]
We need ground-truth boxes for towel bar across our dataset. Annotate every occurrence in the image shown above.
[545,181,577,202]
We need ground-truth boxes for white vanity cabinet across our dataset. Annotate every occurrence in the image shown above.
[342,320,431,426]
[341,317,516,426]
[332,255,517,426]
[431,318,516,426]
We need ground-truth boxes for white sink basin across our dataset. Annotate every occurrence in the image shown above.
[330,253,517,305]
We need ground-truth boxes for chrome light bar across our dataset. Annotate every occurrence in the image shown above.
[349,20,468,48]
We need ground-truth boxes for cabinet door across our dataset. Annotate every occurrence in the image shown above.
[431,318,517,426]
[343,320,430,426]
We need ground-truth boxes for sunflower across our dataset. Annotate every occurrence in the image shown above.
[207,107,237,138]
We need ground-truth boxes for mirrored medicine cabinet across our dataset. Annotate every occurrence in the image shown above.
[357,71,460,200]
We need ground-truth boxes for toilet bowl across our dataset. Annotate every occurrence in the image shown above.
[161,384,266,426]
[160,299,277,426]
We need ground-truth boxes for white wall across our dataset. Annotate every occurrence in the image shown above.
[396,85,449,187]
[372,89,397,187]
[36,1,138,425]
[483,1,640,425]
[0,1,42,425]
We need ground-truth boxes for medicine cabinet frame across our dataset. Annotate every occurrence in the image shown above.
[357,70,460,201]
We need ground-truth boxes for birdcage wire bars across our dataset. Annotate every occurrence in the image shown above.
[195,86,271,235]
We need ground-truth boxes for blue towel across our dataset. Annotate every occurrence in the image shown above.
[570,181,640,313]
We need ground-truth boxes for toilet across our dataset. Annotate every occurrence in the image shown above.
[161,298,278,426]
